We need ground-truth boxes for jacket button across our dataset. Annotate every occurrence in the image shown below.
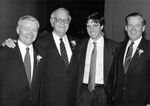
[27,97,32,103]
[123,87,126,90]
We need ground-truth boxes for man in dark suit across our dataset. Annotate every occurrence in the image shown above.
[108,12,150,105]
[2,7,79,106]
[35,7,79,106]
[76,12,119,106]
[0,15,46,106]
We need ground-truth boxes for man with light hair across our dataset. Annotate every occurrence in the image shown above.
[0,15,46,106]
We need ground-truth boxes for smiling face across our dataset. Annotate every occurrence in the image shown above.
[125,15,145,41]
[17,20,39,46]
[86,19,103,40]
[50,8,71,37]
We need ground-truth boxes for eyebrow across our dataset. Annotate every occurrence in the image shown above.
[86,24,100,26]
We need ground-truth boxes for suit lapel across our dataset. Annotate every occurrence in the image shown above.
[79,38,89,84]
[127,38,146,74]
[104,39,114,84]
[118,41,128,74]
[14,44,30,87]
[31,46,39,87]
[48,34,75,68]
[68,36,73,52]
[47,34,66,66]
[67,36,76,68]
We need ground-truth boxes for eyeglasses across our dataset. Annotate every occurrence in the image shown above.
[54,17,70,24]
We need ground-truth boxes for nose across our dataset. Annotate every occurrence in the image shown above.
[27,31,34,37]
[60,20,66,25]
[28,31,33,35]
[88,26,94,31]
[90,28,95,33]
[131,26,136,31]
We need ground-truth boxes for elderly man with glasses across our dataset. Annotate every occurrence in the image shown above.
[37,7,79,106]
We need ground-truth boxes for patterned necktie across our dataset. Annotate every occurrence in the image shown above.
[88,42,97,92]
[24,47,31,85]
[124,41,134,73]
[60,38,69,67]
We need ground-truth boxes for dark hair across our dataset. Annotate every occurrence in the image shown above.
[87,12,105,26]
[125,12,146,26]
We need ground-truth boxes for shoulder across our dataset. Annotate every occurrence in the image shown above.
[35,31,53,49]
[33,44,46,57]
[36,31,52,42]
[0,46,15,58]
[0,46,14,52]
[77,37,89,48]
[68,35,81,45]
[140,38,150,53]
[142,38,150,45]
[104,37,120,49]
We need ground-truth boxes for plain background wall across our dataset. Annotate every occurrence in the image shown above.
[0,0,37,44]
[105,0,150,42]
[0,0,104,43]
[39,0,104,39]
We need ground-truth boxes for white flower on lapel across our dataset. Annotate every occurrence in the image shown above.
[36,55,42,64]
[71,40,76,47]
[137,48,144,57]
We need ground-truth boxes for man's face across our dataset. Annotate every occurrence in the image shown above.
[17,20,38,46]
[86,19,103,40]
[125,16,145,41]
[51,10,70,37]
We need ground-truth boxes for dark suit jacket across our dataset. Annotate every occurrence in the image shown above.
[0,43,46,106]
[35,32,79,106]
[76,37,119,104]
[109,37,150,105]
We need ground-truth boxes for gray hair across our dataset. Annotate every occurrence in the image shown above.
[50,7,71,21]
[18,15,40,30]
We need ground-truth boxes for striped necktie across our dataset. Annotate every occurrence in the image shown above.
[124,41,134,73]
[60,38,69,67]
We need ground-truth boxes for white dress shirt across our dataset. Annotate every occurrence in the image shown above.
[123,36,142,65]
[18,40,34,81]
[52,32,72,62]
[83,36,104,84]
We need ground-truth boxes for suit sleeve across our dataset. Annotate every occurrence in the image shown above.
[147,49,150,104]
[0,47,6,105]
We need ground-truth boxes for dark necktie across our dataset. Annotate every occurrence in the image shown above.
[124,42,134,73]
[88,42,97,92]
[60,38,69,67]
[24,47,31,85]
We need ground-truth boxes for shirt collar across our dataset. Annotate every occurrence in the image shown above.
[128,36,142,48]
[52,31,68,42]
[89,36,104,45]
[18,40,33,50]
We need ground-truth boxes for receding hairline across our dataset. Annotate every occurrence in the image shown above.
[50,7,71,20]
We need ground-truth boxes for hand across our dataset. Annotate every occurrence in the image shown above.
[146,104,150,106]
[2,38,17,48]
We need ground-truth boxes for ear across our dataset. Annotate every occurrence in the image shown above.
[125,25,127,31]
[16,27,19,34]
[101,25,104,30]
[50,18,54,27]
[142,25,145,32]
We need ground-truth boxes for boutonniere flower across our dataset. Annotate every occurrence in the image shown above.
[137,48,144,57]
[36,55,42,64]
[70,40,76,48]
